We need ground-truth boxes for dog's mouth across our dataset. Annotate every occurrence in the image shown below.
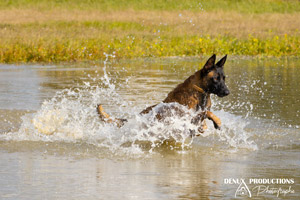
[217,90,230,97]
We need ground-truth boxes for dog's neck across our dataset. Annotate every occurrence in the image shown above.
[192,84,205,94]
[189,71,210,110]
[189,71,209,93]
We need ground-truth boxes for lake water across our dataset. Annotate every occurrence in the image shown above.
[0,57,299,199]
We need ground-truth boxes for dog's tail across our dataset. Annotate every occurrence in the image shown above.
[97,104,127,127]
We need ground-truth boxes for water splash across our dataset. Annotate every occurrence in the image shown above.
[1,57,267,157]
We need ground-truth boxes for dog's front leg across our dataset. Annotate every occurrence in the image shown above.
[191,112,207,134]
[206,111,221,130]
[97,104,127,128]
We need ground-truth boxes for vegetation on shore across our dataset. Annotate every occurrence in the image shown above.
[1,35,299,63]
[0,0,300,63]
[1,0,300,13]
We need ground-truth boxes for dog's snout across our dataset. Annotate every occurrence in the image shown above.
[218,88,230,97]
[224,90,230,96]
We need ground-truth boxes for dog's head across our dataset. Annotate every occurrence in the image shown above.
[200,54,230,97]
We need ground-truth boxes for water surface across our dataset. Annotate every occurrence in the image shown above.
[0,57,299,199]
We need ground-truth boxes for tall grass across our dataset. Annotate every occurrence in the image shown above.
[1,35,299,63]
[0,0,300,63]
[1,0,300,13]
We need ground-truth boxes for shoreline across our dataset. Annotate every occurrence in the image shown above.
[1,1,300,63]
[1,35,299,63]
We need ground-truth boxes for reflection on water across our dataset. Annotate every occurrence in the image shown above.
[0,141,299,199]
[0,57,299,199]
[0,66,44,110]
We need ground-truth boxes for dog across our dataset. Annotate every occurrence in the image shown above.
[97,54,230,135]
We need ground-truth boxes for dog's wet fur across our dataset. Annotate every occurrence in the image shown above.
[97,54,230,135]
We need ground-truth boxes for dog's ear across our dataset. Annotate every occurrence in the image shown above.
[203,54,216,71]
[216,55,227,68]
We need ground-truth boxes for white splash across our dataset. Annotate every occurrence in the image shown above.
[2,57,260,156]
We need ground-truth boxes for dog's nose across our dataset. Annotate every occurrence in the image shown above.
[224,90,230,96]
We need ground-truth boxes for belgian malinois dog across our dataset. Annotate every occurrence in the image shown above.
[97,54,230,135]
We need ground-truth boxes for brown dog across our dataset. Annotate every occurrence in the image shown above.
[97,54,230,135]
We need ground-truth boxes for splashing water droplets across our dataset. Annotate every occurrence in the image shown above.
[2,56,261,157]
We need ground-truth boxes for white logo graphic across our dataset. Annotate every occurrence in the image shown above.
[235,179,252,198]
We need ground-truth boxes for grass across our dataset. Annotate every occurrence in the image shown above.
[0,0,300,63]
[2,35,298,63]
[1,0,300,13]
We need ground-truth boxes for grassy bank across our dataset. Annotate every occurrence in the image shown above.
[0,0,300,63]
[1,0,300,13]
[1,35,299,63]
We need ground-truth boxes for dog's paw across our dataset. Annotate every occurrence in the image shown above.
[198,127,204,134]
[214,123,221,130]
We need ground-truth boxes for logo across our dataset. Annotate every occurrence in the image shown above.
[235,179,251,198]
[224,178,295,198]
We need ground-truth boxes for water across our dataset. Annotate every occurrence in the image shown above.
[0,57,299,199]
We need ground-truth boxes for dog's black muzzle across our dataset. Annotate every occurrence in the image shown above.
[217,89,230,97]
[216,85,230,97]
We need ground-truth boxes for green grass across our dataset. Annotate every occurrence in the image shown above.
[1,35,299,63]
[1,0,300,13]
[0,0,300,63]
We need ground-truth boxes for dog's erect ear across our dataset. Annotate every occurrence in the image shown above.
[203,54,216,71]
[216,55,227,68]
